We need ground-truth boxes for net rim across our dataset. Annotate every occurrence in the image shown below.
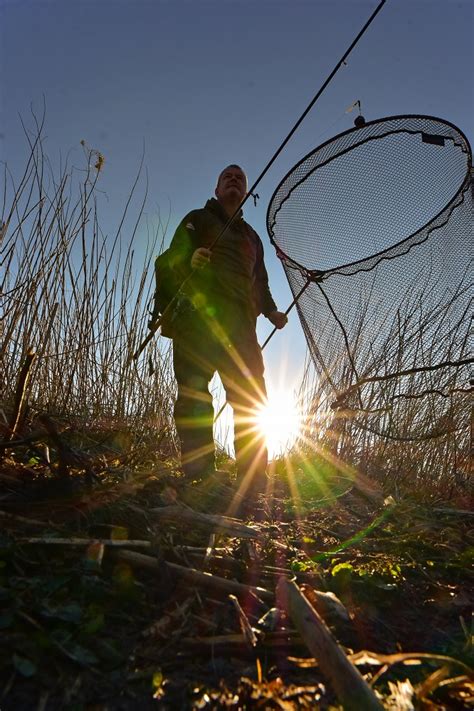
[266,114,472,278]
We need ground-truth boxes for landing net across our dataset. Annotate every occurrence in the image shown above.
[267,115,472,441]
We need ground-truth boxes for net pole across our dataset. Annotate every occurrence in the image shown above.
[213,277,312,424]
[260,277,312,350]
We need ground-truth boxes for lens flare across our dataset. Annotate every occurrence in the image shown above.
[256,389,302,458]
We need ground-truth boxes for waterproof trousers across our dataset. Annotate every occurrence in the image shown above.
[172,314,268,484]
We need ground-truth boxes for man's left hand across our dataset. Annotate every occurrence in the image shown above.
[267,310,288,329]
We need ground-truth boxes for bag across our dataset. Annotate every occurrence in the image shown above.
[153,249,178,314]
[147,250,175,337]
[149,247,189,338]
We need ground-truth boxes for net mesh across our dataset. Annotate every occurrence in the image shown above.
[267,115,472,441]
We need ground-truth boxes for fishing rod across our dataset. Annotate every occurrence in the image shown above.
[132,0,387,362]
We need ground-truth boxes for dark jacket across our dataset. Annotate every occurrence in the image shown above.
[164,198,277,337]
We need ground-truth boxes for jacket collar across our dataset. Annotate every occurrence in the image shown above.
[205,197,244,223]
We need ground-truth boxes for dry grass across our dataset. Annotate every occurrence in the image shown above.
[296,272,472,500]
[1,111,471,501]
[1,109,176,456]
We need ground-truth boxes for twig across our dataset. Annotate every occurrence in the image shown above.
[181,630,301,648]
[150,505,259,538]
[142,598,193,638]
[277,578,384,711]
[332,357,473,408]
[203,532,217,566]
[0,510,54,527]
[115,549,273,602]
[350,474,384,505]
[228,594,258,648]
[432,507,474,517]
[0,429,48,451]
[17,537,152,547]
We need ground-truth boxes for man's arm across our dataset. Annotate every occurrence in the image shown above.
[253,230,287,328]
[252,231,277,316]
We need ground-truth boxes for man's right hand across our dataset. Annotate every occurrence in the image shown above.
[191,247,212,269]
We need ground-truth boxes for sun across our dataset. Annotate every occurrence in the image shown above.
[256,389,302,459]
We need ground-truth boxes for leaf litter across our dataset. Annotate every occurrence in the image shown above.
[0,442,472,709]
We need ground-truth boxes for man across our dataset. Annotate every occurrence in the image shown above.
[158,165,287,494]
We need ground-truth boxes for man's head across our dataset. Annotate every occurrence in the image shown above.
[215,164,248,206]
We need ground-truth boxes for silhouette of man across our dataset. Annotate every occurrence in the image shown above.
[162,165,287,493]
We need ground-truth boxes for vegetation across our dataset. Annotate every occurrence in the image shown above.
[1,116,472,709]
[1,110,176,454]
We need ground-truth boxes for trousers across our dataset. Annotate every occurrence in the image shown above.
[172,310,268,482]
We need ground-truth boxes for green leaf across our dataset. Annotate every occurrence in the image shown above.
[152,669,163,688]
[12,654,37,677]
[331,562,354,577]
[290,559,317,573]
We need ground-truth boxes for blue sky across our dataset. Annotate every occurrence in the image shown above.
[1,0,473,412]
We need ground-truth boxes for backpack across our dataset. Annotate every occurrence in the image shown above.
[152,249,177,316]
[149,247,189,337]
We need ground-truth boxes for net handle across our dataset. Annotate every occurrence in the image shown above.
[213,278,312,424]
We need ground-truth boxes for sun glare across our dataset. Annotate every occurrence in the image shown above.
[257,389,302,458]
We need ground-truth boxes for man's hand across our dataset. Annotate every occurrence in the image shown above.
[191,247,212,269]
[267,310,288,329]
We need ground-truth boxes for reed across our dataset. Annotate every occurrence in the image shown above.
[1,110,176,455]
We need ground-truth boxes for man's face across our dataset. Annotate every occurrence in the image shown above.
[215,166,248,203]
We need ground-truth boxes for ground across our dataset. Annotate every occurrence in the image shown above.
[0,451,472,710]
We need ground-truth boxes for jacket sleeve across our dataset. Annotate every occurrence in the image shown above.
[253,232,277,317]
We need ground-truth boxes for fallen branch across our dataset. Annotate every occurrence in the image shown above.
[181,630,301,648]
[0,429,48,451]
[351,473,384,506]
[351,650,473,682]
[150,505,259,538]
[17,537,152,547]
[142,598,194,639]
[278,578,384,711]
[229,594,258,648]
[115,549,273,602]
[0,510,54,527]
